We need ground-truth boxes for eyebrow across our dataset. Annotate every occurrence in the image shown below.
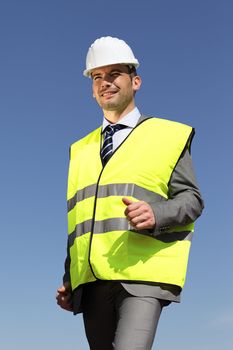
[110,68,128,74]
[92,68,125,78]
[110,69,124,73]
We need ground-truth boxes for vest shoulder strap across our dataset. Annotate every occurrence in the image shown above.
[70,126,102,158]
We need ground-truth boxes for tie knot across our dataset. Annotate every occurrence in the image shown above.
[104,124,126,136]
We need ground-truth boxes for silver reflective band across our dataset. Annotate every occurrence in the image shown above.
[67,183,166,212]
[68,216,192,248]
[67,184,97,212]
[68,217,130,247]
[94,217,130,234]
[68,219,93,247]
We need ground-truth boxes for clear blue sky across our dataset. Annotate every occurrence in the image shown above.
[1,1,232,349]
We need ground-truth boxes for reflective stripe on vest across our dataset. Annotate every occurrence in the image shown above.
[67,117,194,290]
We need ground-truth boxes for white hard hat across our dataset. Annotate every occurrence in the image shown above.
[83,36,140,77]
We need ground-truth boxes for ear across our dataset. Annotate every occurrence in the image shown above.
[132,75,142,92]
[92,85,96,98]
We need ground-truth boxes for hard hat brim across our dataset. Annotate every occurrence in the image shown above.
[83,61,140,77]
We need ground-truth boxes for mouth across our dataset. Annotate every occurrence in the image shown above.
[101,90,118,98]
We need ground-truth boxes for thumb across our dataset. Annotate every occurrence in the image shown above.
[57,285,66,293]
[122,197,133,206]
[57,283,71,293]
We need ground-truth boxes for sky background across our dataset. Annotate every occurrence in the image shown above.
[0,0,232,349]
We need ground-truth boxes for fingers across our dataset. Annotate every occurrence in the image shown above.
[129,210,151,226]
[56,294,73,311]
[56,295,73,311]
[123,198,141,215]
[56,284,73,312]
[123,198,156,230]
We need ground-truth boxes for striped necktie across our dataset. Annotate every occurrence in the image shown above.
[101,124,127,165]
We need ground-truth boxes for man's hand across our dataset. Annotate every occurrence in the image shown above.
[122,197,156,230]
[56,281,73,312]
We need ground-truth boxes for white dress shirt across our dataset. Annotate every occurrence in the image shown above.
[102,107,141,151]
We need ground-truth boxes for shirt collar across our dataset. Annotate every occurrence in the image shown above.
[102,107,141,133]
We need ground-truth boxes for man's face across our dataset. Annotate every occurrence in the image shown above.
[91,64,141,114]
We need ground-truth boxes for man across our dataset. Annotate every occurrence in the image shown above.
[56,36,204,350]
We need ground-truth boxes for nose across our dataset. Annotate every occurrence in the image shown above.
[100,76,112,89]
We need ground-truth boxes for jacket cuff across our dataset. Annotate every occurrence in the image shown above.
[148,202,172,236]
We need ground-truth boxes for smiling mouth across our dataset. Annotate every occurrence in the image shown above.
[101,90,118,97]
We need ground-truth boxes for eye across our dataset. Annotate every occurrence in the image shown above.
[93,75,102,81]
[111,72,121,77]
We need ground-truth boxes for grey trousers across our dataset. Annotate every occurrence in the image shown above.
[82,281,166,350]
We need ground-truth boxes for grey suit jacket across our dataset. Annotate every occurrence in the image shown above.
[63,115,204,314]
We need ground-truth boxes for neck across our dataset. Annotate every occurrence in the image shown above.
[103,102,135,124]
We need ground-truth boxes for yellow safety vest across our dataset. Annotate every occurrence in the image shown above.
[67,117,194,291]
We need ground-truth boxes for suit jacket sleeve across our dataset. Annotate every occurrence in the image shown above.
[63,240,71,284]
[149,147,204,235]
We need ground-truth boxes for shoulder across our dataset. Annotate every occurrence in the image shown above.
[70,126,102,151]
[138,115,193,133]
